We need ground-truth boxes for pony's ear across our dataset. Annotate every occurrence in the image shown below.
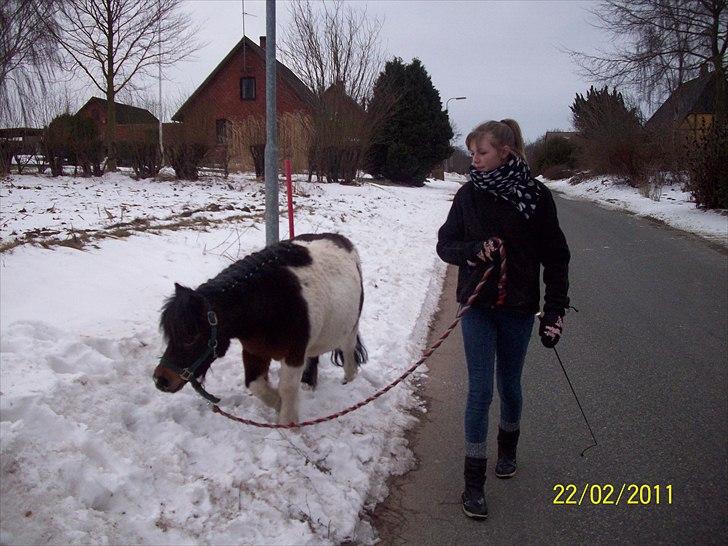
[170,283,204,315]
[175,282,191,296]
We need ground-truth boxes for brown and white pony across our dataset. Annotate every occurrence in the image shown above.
[153,233,367,425]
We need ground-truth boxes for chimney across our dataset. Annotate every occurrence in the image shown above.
[259,36,266,49]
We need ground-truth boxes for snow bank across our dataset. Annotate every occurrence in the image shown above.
[0,173,459,545]
[541,175,728,246]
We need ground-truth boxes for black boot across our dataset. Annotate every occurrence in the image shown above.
[495,428,520,479]
[462,456,488,519]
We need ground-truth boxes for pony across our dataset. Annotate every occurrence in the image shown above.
[152,233,367,425]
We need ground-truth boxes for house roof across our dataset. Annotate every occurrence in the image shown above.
[321,81,364,112]
[646,71,718,129]
[545,131,577,140]
[77,97,159,124]
[172,36,317,122]
[0,127,43,138]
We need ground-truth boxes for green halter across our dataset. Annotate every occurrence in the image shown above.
[159,309,222,404]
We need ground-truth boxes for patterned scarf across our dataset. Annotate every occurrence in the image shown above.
[469,154,540,219]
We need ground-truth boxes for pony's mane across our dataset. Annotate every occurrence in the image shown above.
[198,241,312,296]
[159,288,204,344]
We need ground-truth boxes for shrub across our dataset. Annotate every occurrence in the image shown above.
[524,137,545,173]
[167,142,209,180]
[685,123,728,209]
[0,140,14,175]
[42,114,74,176]
[444,146,472,174]
[542,137,577,170]
[541,164,575,180]
[40,114,104,177]
[571,86,652,186]
[118,128,161,179]
[70,117,103,176]
[118,141,162,179]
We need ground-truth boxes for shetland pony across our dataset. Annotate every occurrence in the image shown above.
[152,233,367,425]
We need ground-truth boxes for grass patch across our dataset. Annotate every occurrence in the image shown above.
[1,211,266,253]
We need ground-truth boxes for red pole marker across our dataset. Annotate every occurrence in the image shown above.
[285,159,294,238]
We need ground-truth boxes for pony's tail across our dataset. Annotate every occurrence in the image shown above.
[331,335,368,367]
[354,335,368,365]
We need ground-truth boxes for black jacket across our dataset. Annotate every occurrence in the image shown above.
[436,180,570,314]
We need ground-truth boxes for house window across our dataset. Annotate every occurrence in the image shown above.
[240,77,256,100]
[216,119,231,144]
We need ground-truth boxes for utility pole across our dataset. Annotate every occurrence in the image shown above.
[158,0,163,162]
[264,0,278,245]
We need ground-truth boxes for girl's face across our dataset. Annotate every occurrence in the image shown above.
[469,136,510,172]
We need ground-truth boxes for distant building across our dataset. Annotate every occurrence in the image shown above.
[170,35,316,172]
[646,69,720,136]
[544,131,578,141]
[76,97,158,142]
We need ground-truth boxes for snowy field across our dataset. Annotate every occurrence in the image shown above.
[541,175,728,247]
[2,168,725,546]
[0,171,458,545]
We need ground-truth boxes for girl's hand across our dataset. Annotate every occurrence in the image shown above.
[467,238,502,266]
[538,311,564,348]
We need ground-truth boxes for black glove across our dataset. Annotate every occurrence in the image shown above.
[467,237,502,266]
[539,311,564,348]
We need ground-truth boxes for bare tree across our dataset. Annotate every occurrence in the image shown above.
[568,0,727,122]
[281,0,383,104]
[280,0,394,183]
[230,113,312,178]
[0,0,61,126]
[38,0,200,170]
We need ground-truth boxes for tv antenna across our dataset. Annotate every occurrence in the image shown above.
[242,0,257,71]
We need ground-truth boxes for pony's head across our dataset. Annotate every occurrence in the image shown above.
[153,283,229,394]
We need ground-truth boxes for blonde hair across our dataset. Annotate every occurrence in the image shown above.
[465,119,526,161]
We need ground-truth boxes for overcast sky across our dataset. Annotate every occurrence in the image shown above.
[162,0,610,145]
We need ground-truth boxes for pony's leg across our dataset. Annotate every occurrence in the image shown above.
[301,356,319,389]
[342,330,360,384]
[243,349,280,411]
[278,359,305,425]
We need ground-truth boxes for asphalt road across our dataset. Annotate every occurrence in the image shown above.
[372,193,728,545]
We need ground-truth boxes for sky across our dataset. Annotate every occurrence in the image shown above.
[161,0,611,145]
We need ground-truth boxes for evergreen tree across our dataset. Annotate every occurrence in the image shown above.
[570,86,642,139]
[570,86,649,185]
[366,58,453,186]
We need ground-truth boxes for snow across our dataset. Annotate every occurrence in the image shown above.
[0,172,456,545]
[540,174,728,247]
[2,168,725,545]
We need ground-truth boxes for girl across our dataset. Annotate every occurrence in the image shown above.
[436,119,570,519]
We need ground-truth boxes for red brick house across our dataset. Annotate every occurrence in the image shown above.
[171,35,316,171]
[76,97,158,142]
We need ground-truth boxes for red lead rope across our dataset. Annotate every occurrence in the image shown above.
[210,246,506,429]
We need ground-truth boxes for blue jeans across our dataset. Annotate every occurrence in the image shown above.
[461,306,534,459]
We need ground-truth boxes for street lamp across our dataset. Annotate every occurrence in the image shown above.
[444,97,466,175]
[445,96,466,112]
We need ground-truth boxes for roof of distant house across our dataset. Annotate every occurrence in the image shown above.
[172,36,317,122]
[0,127,43,138]
[78,97,159,124]
[646,70,718,129]
[321,81,364,112]
[544,131,578,140]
